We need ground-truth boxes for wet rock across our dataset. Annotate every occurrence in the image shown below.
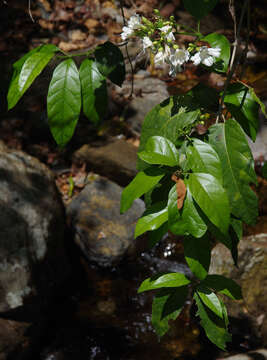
[0,148,69,313]
[0,318,32,360]
[119,77,169,134]
[210,234,267,344]
[217,348,267,360]
[67,176,145,268]
[72,138,138,187]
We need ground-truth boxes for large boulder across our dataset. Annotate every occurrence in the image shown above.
[0,144,69,313]
[72,138,138,187]
[67,176,145,268]
[210,234,267,345]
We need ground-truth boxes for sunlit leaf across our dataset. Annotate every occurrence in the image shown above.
[138,136,179,167]
[47,58,81,147]
[135,201,168,238]
[209,119,258,225]
[194,293,231,350]
[80,59,107,125]
[120,168,165,213]
[138,273,190,293]
[224,83,260,140]
[203,33,230,73]
[188,173,230,234]
[196,286,224,318]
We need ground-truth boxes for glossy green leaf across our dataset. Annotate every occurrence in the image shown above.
[120,168,165,214]
[188,173,230,234]
[47,58,81,147]
[152,286,188,336]
[138,273,190,293]
[138,94,200,170]
[201,274,242,300]
[209,119,258,225]
[196,286,223,318]
[185,138,222,182]
[203,33,230,73]
[194,292,231,350]
[135,201,168,238]
[220,298,229,327]
[7,45,57,110]
[183,0,218,19]
[148,222,169,248]
[168,185,207,238]
[79,59,107,125]
[138,136,179,167]
[248,87,267,119]
[224,84,259,140]
[183,235,210,280]
[95,41,125,86]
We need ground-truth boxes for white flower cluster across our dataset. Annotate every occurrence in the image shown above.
[121,14,221,77]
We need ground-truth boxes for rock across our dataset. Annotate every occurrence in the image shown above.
[210,234,267,344]
[0,148,69,313]
[217,348,267,360]
[72,138,138,187]
[117,77,169,134]
[0,318,31,360]
[67,176,145,268]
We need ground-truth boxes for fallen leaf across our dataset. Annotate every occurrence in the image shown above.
[171,174,187,210]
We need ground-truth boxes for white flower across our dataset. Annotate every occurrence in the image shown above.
[169,49,190,67]
[121,26,133,41]
[160,25,175,42]
[191,46,221,67]
[121,14,141,41]
[167,48,189,77]
[154,50,165,64]
[142,36,153,50]
[154,45,172,65]
[128,14,141,30]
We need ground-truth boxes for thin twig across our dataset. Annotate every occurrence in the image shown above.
[216,0,249,123]
[28,0,35,22]
[119,0,134,99]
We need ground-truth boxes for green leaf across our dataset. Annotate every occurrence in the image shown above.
[79,59,107,125]
[194,292,231,350]
[224,83,260,140]
[203,33,231,73]
[196,286,223,318]
[185,138,222,182]
[148,222,169,248]
[248,86,267,119]
[220,298,229,327]
[135,201,168,238]
[138,94,200,170]
[47,58,81,147]
[209,119,258,225]
[183,235,210,280]
[138,136,179,167]
[152,286,188,336]
[170,185,207,238]
[183,0,218,19]
[201,274,242,300]
[120,168,165,214]
[138,273,190,293]
[188,173,230,234]
[94,41,125,86]
[7,45,57,110]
